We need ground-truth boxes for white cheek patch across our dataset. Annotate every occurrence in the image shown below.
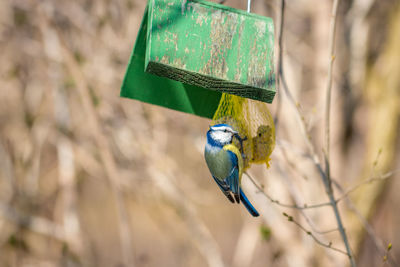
[211,131,231,144]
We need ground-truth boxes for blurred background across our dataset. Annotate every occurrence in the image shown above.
[0,0,399,266]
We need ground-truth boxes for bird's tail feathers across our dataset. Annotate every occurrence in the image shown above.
[239,189,260,217]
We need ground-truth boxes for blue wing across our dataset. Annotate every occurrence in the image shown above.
[223,151,260,217]
[225,150,240,203]
[206,145,259,217]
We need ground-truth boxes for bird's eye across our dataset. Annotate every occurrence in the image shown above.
[224,129,227,132]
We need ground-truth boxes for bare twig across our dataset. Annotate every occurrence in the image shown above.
[246,170,340,238]
[279,45,322,181]
[335,171,395,203]
[248,168,396,212]
[246,172,330,210]
[333,179,398,267]
[274,0,285,127]
[380,243,393,267]
[276,1,325,201]
[282,212,347,255]
[276,0,356,264]
[324,0,339,163]
[322,1,357,265]
[278,144,310,180]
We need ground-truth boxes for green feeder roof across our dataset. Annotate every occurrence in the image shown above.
[121,0,275,118]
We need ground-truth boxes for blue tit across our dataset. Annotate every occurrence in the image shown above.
[204,124,259,217]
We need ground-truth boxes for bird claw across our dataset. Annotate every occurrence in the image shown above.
[234,133,247,157]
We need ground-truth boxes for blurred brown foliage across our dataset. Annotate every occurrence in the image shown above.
[0,0,399,267]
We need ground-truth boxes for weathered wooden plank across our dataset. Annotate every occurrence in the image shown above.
[146,0,275,103]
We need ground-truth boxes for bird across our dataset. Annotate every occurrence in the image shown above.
[204,123,260,217]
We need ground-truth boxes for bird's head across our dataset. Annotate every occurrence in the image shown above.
[207,124,238,146]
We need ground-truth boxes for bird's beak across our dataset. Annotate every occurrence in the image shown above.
[234,132,247,141]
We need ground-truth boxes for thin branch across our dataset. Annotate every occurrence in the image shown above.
[276,0,356,264]
[322,1,357,266]
[335,171,395,203]
[274,0,285,127]
[275,146,336,236]
[247,168,396,213]
[380,243,393,267]
[333,179,399,267]
[324,0,340,164]
[282,212,348,256]
[278,0,355,264]
[279,146,310,181]
[245,172,331,210]
[246,171,339,237]
[278,36,322,179]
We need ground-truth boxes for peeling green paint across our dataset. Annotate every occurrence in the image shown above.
[146,0,275,103]
[120,0,275,120]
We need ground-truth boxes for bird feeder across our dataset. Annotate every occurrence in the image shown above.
[120,0,275,118]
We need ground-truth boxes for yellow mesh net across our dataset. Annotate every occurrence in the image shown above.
[212,93,275,171]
